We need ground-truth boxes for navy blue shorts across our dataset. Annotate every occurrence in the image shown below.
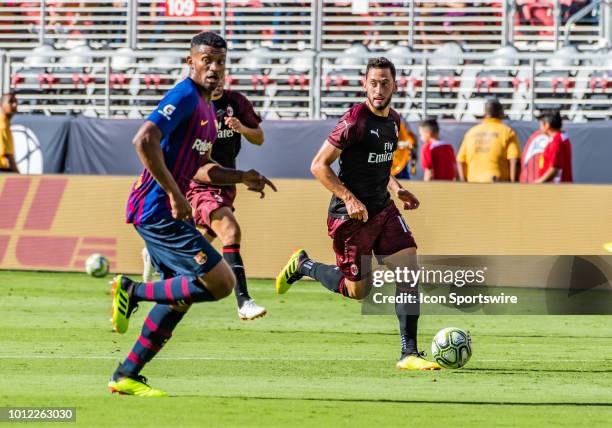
[135,217,222,280]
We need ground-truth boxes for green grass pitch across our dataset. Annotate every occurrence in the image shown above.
[1,271,611,427]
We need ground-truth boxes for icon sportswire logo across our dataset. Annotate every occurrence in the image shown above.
[0,177,117,270]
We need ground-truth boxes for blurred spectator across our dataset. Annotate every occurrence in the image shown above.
[515,0,591,36]
[0,93,19,173]
[392,118,418,179]
[418,118,456,181]
[416,1,468,47]
[456,98,520,183]
[520,110,573,183]
[47,1,90,36]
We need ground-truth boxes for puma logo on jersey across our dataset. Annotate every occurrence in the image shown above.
[370,129,380,138]
[192,138,213,155]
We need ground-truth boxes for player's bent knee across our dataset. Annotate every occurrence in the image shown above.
[221,224,241,245]
[199,260,235,300]
[383,247,418,270]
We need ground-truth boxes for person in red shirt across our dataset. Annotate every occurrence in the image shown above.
[418,118,456,181]
[534,110,573,183]
[519,129,549,183]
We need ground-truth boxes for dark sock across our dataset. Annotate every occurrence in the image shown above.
[114,304,188,379]
[132,275,217,304]
[396,282,420,356]
[223,244,250,307]
[299,259,349,297]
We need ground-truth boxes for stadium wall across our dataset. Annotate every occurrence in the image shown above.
[11,116,612,183]
[0,175,611,278]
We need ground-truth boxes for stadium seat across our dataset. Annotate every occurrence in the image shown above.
[385,45,414,111]
[55,44,96,95]
[11,44,56,101]
[273,49,314,118]
[475,45,519,96]
[535,45,580,110]
[582,48,612,119]
[235,47,273,101]
[428,43,464,115]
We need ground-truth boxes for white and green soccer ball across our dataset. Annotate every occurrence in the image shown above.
[85,253,110,278]
[431,327,472,369]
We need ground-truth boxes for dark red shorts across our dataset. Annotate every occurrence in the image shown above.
[187,185,237,237]
[327,202,417,281]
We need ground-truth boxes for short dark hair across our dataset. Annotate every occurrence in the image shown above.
[484,97,504,119]
[190,32,227,50]
[365,57,396,81]
[539,109,563,130]
[419,117,439,135]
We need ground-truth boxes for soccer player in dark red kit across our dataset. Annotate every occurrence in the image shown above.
[186,82,267,320]
[276,57,441,371]
[108,32,275,397]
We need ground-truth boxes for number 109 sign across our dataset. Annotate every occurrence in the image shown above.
[165,0,197,17]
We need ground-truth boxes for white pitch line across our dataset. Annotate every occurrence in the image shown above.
[0,355,605,363]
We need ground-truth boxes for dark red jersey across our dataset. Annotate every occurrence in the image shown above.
[210,89,261,169]
[326,102,401,218]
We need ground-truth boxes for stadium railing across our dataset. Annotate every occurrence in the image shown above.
[0,0,130,49]
[2,48,315,118]
[0,1,609,52]
[321,1,506,52]
[511,0,606,52]
[2,46,610,120]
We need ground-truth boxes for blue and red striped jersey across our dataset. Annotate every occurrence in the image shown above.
[126,78,218,225]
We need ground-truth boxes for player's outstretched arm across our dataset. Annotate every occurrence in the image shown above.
[193,162,276,198]
[311,140,368,222]
[133,120,192,220]
[388,175,420,210]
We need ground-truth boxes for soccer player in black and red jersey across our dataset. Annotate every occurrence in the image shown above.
[186,83,267,320]
[276,57,441,371]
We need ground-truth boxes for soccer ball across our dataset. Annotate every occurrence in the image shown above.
[431,327,472,369]
[85,253,110,278]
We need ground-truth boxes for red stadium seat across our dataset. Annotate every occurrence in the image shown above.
[224,75,236,89]
[298,74,308,90]
[251,74,259,90]
[11,73,24,86]
[37,73,57,88]
[110,73,130,88]
[288,74,297,89]
[398,76,408,92]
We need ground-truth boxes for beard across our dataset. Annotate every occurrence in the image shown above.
[369,94,392,111]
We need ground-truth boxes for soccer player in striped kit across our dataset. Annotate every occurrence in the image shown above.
[108,32,275,397]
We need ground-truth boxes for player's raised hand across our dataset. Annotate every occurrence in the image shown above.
[344,195,368,222]
[169,192,193,221]
[397,188,420,210]
[224,116,244,133]
[241,169,277,198]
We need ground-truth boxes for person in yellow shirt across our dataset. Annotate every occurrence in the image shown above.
[456,98,520,183]
[0,92,19,173]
